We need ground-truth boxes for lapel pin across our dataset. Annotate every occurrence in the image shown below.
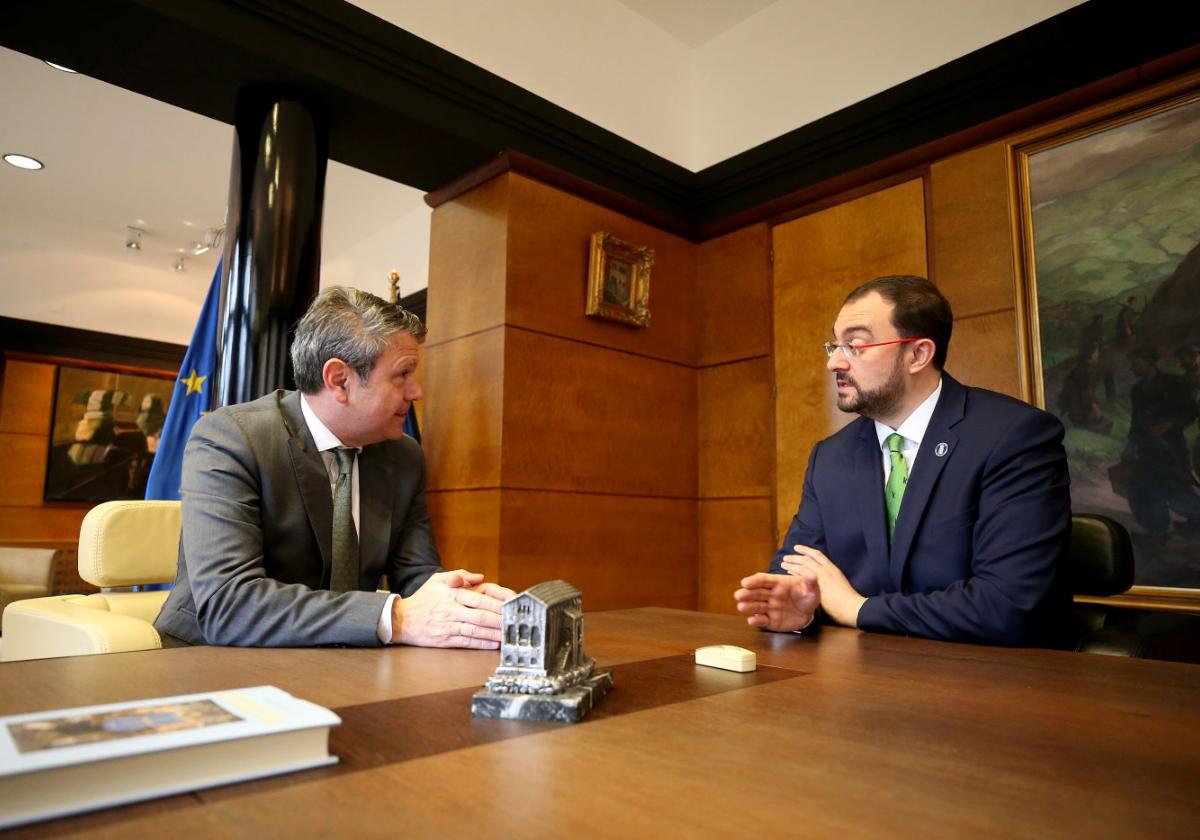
[934,442,949,457]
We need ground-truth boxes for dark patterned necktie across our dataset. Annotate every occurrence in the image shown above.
[330,447,359,592]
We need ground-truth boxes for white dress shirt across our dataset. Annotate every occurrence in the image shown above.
[300,395,398,643]
[874,378,943,483]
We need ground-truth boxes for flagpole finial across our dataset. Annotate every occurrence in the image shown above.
[388,270,400,304]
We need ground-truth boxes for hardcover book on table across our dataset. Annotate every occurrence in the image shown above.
[0,684,339,829]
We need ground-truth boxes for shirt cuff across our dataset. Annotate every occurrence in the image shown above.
[377,593,400,644]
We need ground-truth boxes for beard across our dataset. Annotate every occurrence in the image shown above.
[835,355,905,420]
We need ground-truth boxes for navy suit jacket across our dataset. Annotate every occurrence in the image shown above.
[771,374,1073,646]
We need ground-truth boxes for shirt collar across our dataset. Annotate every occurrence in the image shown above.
[874,377,943,451]
[299,393,354,453]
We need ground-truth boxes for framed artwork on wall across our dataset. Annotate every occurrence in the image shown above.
[1014,87,1200,606]
[44,364,178,502]
[585,232,653,327]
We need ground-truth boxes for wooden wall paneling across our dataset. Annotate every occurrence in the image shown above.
[0,360,54,435]
[697,224,771,366]
[425,489,502,585]
[771,178,928,534]
[698,498,776,615]
[499,489,697,611]
[696,223,774,614]
[928,143,1019,318]
[0,432,50,506]
[946,310,1023,399]
[425,175,510,346]
[502,329,697,499]
[0,359,92,566]
[0,506,89,542]
[422,329,505,491]
[505,174,697,367]
[698,357,773,499]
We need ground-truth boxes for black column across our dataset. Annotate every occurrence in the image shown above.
[214,89,328,408]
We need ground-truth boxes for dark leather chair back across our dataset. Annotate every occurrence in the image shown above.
[1067,512,1200,662]
[1066,513,1134,597]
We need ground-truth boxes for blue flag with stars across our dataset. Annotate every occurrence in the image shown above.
[145,262,221,500]
[404,408,420,443]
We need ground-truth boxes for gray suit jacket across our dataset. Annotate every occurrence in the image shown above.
[154,390,442,646]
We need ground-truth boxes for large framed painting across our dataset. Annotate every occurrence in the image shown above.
[44,364,177,502]
[1015,87,1200,607]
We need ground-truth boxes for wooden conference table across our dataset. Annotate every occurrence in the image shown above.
[2,608,1198,837]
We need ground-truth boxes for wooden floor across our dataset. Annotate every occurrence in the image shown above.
[2,608,1199,837]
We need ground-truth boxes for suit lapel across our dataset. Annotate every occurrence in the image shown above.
[888,376,965,590]
[357,442,395,588]
[853,421,891,593]
[280,391,334,585]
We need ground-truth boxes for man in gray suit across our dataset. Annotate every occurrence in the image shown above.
[155,287,513,648]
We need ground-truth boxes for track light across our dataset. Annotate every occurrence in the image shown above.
[191,226,224,256]
[173,254,186,272]
[125,227,144,250]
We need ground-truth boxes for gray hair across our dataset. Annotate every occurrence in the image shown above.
[291,286,426,393]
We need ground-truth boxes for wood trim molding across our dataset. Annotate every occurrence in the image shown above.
[424,150,694,239]
[0,317,186,372]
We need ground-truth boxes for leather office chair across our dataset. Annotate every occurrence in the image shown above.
[1067,512,1134,640]
[1068,512,1200,661]
[1,500,179,662]
[0,547,59,617]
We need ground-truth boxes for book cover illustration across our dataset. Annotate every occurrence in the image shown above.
[9,699,242,754]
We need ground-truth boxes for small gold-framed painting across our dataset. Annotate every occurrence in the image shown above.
[586,232,653,327]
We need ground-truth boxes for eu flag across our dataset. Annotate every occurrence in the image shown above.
[145,262,221,500]
[404,409,421,443]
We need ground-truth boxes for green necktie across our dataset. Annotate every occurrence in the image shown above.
[885,433,908,540]
[330,447,359,592]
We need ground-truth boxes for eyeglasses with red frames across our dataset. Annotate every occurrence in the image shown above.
[823,337,927,360]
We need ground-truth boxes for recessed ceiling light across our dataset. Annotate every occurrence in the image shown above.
[44,61,77,73]
[3,154,44,171]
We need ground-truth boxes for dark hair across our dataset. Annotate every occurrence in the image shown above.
[843,275,953,370]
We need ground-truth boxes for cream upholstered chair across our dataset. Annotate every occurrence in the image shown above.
[1,500,179,662]
[0,547,59,616]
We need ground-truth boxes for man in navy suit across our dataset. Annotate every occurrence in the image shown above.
[734,276,1073,646]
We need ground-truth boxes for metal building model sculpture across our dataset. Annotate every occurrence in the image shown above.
[471,580,612,723]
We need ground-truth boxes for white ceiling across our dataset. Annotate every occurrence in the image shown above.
[0,46,428,344]
[1,0,1084,344]
[358,0,1082,169]
[614,0,779,47]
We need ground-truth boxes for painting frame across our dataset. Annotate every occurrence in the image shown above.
[1013,83,1200,611]
[43,361,178,503]
[585,231,653,327]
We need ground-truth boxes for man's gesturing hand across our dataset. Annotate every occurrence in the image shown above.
[782,545,866,627]
[733,571,819,632]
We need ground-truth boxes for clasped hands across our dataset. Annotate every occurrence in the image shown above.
[392,569,516,649]
[733,545,866,630]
